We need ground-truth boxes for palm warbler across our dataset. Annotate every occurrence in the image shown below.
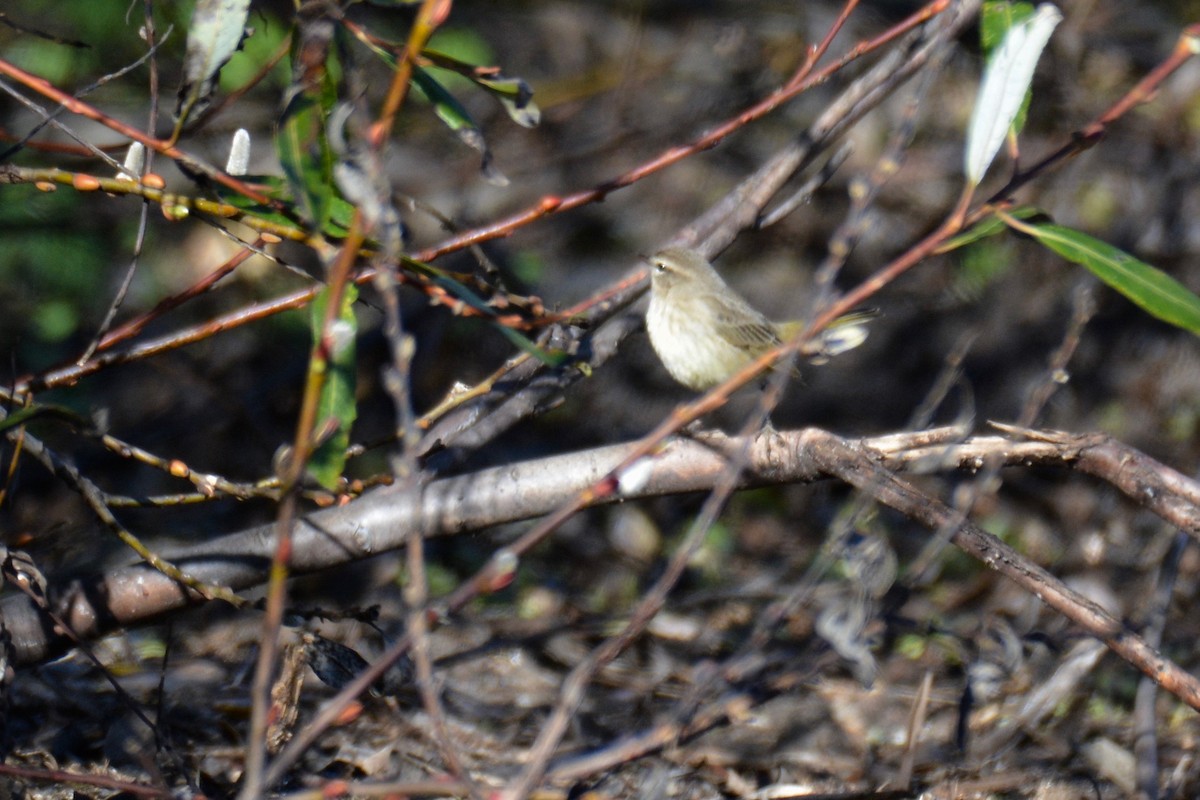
[645,247,871,391]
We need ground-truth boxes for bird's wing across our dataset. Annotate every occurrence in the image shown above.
[705,291,780,350]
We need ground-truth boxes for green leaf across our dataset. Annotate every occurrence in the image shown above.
[307,284,359,491]
[0,402,94,434]
[938,206,1042,253]
[426,29,494,70]
[953,238,1014,300]
[412,66,507,185]
[1020,222,1200,335]
[981,1,1036,54]
[277,93,335,231]
[275,26,340,231]
[412,66,476,135]
[218,175,355,240]
[356,34,537,176]
[422,48,540,128]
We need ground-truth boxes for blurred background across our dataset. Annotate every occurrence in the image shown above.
[3,1,1200,792]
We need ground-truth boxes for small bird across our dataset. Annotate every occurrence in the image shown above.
[645,247,871,391]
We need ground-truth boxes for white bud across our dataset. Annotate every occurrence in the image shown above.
[117,142,145,181]
[225,128,251,176]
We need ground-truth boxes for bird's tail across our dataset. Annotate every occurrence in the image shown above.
[778,309,877,365]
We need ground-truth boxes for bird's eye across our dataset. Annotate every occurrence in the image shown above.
[653,261,667,273]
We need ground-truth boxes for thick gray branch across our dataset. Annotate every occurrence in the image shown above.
[6,425,1200,667]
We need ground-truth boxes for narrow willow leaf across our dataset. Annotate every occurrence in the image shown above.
[965,3,1061,186]
[0,403,94,434]
[276,14,339,230]
[936,205,1042,253]
[308,284,359,491]
[412,67,476,133]
[423,49,541,128]
[412,67,508,185]
[176,0,251,128]
[217,175,355,240]
[402,257,568,366]
[1023,222,1200,335]
[277,93,335,229]
[492,324,570,367]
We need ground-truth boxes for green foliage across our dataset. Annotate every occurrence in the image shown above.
[422,34,540,128]
[277,94,336,230]
[0,401,93,434]
[0,1,182,85]
[940,206,1040,252]
[412,66,487,144]
[33,300,77,342]
[963,159,1200,338]
[217,175,356,240]
[508,250,547,285]
[0,190,116,360]
[403,256,568,367]
[685,521,735,584]
[307,284,359,491]
[981,1,1036,52]
[1020,222,1200,335]
[895,633,929,660]
[354,26,538,183]
[276,28,341,231]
